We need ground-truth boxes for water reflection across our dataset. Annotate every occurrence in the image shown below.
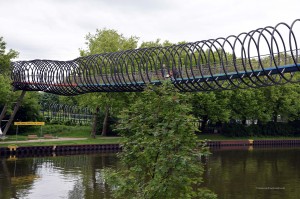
[0,148,299,199]
[0,153,118,199]
[203,147,300,199]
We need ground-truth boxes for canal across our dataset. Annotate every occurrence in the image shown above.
[0,147,299,199]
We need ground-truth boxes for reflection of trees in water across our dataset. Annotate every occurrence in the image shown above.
[31,153,117,198]
[0,158,38,199]
[68,181,84,199]
[1,153,119,199]
[203,148,300,199]
[50,153,118,199]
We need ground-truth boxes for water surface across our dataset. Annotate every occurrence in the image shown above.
[0,147,299,199]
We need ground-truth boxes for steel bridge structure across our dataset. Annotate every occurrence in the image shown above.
[10,19,300,95]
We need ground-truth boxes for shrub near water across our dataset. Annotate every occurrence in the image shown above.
[222,121,300,137]
[15,124,91,137]
[104,82,216,199]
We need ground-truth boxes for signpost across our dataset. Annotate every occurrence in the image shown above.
[14,122,45,126]
[14,122,45,141]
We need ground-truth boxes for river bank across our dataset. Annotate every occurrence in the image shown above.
[1,134,300,147]
[1,136,300,157]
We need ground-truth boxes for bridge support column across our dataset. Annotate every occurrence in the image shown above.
[2,90,26,136]
[0,105,8,135]
[0,105,8,123]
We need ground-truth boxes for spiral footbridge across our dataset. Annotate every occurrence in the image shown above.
[11,19,300,95]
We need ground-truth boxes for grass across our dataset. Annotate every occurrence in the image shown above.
[2,124,300,147]
[0,124,123,147]
[0,136,123,147]
[1,135,28,142]
[16,124,92,137]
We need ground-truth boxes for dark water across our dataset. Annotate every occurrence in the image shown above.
[0,147,299,199]
[203,147,300,199]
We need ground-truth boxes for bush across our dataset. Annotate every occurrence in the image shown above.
[221,121,300,137]
[7,124,91,137]
[50,119,63,125]
[222,123,248,137]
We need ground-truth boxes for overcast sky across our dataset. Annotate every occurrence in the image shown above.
[1,0,299,61]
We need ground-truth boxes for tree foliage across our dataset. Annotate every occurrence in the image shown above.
[15,92,42,122]
[0,36,19,106]
[191,91,231,132]
[261,84,300,122]
[0,36,18,74]
[0,37,42,134]
[104,81,216,199]
[140,39,174,48]
[78,29,139,136]
[80,29,139,56]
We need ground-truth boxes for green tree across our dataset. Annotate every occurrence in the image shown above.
[0,36,19,131]
[261,84,300,122]
[0,37,19,106]
[15,92,41,122]
[0,37,42,135]
[104,81,216,199]
[139,39,174,48]
[80,29,138,56]
[58,95,79,106]
[229,88,272,125]
[0,36,18,74]
[39,92,60,105]
[191,91,231,132]
[79,29,139,137]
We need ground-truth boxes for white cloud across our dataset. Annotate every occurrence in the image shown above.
[0,0,299,61]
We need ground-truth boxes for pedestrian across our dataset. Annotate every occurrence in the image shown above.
[169,70,173,78]
[172,68,179,78]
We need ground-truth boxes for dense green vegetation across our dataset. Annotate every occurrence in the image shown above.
[104,82,216,199]
[190,84,300,137]
[20,124,91,137]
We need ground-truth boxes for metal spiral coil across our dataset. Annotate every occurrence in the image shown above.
[41,103,94,124]
[11,19,300,95]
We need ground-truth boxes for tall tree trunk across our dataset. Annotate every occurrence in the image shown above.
[91,107,99,139]
[101,105,110,136]
[201,115,208,133]
[242,117,247,125]
[273,112,278,122]
[215,121,222,134]
[197,118,202,134]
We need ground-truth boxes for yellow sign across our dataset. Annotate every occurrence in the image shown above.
[14,122,45,126]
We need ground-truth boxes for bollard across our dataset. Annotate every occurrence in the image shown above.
[8,145,18,152]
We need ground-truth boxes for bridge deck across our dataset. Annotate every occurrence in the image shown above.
[15,64,300,87]
[16,63,298,88]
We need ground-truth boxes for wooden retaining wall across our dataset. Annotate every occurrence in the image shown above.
[0,144,121,157]
[206,139,300,148]
[1,139,300,157]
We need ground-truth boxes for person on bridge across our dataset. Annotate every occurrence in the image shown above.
[169,68,179,80]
